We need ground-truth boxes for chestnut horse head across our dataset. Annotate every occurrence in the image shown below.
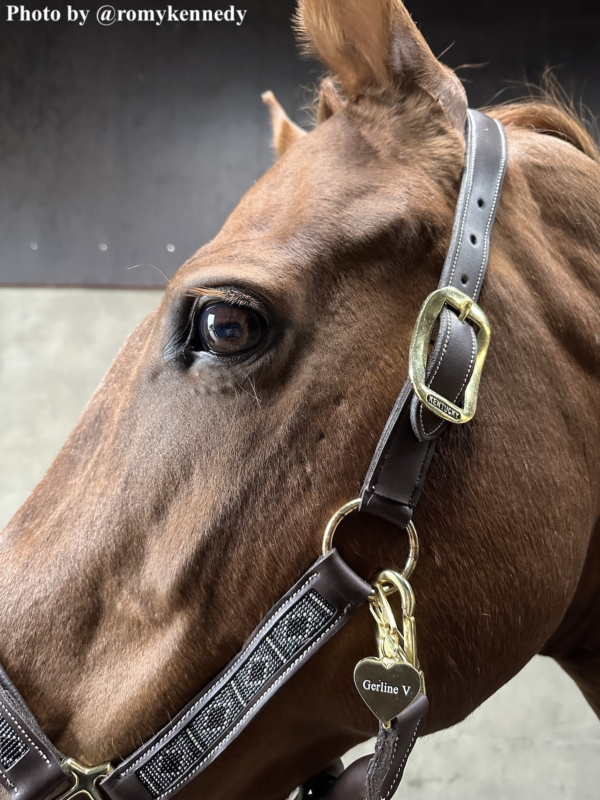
[2,1,599,798]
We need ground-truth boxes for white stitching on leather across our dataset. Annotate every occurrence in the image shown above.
[408,441,433,506]
[382,722,420,800]
[120,573,319,777]
[420,118,505,440]
[362,731,400,800]
[473,119,507,298]
[421,322,477,437]
[0,700,50,766]
[0,766,16,791]
[419,317,452,437]
[447,116,477,287]
[453,325,477,401]
[419,398,441,438]
[360,719,420,800]
[155,612,349,799]
[427,316,452,387]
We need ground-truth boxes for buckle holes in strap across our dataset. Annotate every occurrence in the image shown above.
[470,233,477,245]
[477,197,485,208]
[461,274,468,285]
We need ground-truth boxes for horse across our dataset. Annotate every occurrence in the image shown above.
[1,1,598,797]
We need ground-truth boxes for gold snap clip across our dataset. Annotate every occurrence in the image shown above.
[355,569,425,726]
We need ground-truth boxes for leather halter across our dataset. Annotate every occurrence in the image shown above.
[0,110,507,800]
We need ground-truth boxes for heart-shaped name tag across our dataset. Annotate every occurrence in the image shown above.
[354,658,421,724]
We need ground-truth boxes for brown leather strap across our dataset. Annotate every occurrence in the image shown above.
[316,694,429,800]
[0,669,71,800]
[100,551,371,800]
[360,110,507,529]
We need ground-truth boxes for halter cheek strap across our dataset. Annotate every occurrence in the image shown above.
[307,694,428,800]
[0,109,507,800]
[308,109,507,800]
[361,110,507,529]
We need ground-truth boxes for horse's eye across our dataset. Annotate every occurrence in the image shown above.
[197,303,264,355]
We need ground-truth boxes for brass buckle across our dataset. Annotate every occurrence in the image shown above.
[59,759,113,800]
[408,286,491,424]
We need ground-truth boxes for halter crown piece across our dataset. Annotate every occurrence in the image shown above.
[0,110,506,800]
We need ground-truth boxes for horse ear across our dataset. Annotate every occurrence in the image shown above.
[261,91,307,158]
[295,0,467,136]
[316,77,346,123]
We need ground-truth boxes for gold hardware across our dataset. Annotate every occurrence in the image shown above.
[354,528,425,726]
[60,759,113,800]
[361,522,419,591]
[399,521,419,581]
[369,572,415,665]
[369,582,407,664]
[322,503,419,584]
[368,570,426,695]
[321,498,361,555]
[457,297,474,322]
[408,286,491,424]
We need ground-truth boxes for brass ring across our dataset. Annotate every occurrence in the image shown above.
[370,521,419,593]
[321,502,419,584]
[321,498,361,555]
[401,520,419,580]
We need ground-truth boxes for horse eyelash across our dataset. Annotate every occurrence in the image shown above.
[187,285,267,314]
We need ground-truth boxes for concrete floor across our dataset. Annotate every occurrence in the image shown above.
[1,287,599,798]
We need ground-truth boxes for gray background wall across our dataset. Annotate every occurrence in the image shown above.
[0,0,598,286]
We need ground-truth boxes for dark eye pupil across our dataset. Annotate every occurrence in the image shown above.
[198,303,263,355]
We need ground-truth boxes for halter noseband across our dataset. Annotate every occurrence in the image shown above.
[0,109,507,800]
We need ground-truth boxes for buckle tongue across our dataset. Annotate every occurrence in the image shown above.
[60,759,113,800]
[408,286,491,424]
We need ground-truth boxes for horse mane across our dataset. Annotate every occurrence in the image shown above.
[311,72,599,162]
[486,77,599,162]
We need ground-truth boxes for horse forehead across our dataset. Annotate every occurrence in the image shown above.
[172,113,454,303]
[217,114,406,234]
[181,138,423,276]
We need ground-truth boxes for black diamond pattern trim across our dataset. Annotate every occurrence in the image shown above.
[232,640,280,704]
[0,717,29,771]
[137,590,335,798]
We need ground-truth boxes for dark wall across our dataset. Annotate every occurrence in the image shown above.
[1,0,598,286]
